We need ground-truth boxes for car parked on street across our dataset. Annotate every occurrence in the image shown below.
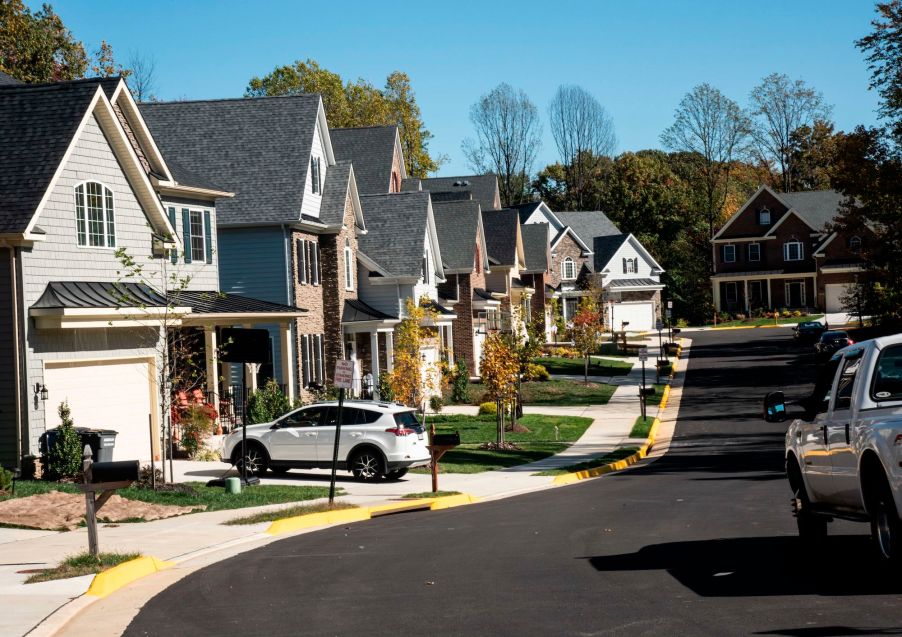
[222,400,431,481]
[815,330,853,358]
[764,333,902,563]
[793,321,826,343]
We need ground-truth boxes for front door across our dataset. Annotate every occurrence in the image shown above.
[785,280,805,308]
[826,352,864,508]
[267,406,325,462]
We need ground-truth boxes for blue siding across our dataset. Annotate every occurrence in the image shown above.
[218,227,290,387]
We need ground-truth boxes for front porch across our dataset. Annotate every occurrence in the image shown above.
[711,272,816,314]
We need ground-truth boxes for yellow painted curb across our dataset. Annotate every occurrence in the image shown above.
[86,556,173,598]
[266,507,371,536]
[659,384,671,410]
[429,493,479,510]
[368,499,434,515]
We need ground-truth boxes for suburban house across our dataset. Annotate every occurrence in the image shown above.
[710,185,866,314]
[406,174,502,212]
[481,209,530,334]
[141,95,367,403]
[330,125,406,195]
[355,191,454,396]
[519,222,551,336]
[516,201,664,332]
[0,77,302,467]
[432,199,495,376]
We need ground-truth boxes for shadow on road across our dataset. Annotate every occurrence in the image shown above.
[755,627,902,636]
[584,535,902,597]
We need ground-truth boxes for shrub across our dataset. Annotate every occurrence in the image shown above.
[524,362,550,382]
[192,445,220,462]
[478,402,498,416]
[676,318,689,328]
[46,401,83,480]
[429,395,444,413]
[792,310,802,317]
[378,371,395,402]
[246,379,293,425]
[782,310,792,318]
[450,358,469,403]
[180,403,216,458]
[734,313,746,321]
[0,467,12,493]
[717,312,730,323]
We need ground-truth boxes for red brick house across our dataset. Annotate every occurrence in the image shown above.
[711,185,868,313]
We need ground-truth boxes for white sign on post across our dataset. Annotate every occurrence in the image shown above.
[334,359,356,389]
[667,300,673,309]
[638,346,648,362]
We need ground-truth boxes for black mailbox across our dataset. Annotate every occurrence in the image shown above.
[672,328,682,335]
[89,460,140,484]
[431,432,460,447]
[640,387,657,397]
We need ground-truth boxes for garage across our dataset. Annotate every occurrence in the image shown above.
[825,283,853,313]
[44,358,157,461]
[612,301,656,332]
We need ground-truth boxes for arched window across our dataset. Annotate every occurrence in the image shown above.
[849,236,862,253]
[74,182,115,247]
[561,257,576,280]
[344,238,354,290]
[759,207,771,225]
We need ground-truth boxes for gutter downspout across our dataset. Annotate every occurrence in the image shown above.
[7,245,22,468]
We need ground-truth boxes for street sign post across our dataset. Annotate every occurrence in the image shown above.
[329,359,356,505]
[638,346,648,420]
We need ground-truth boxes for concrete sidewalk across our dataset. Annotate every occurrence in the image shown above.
[0,341,683,637]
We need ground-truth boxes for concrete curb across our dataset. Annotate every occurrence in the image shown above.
[85,556,174,598]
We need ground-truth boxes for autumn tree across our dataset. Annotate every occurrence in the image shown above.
[749,73,832,192]
[246,59,439,177]
[479,333,519,445]
[388,298,440,408]
[463,83,542,207]
[570,297,603,384]
[661,83,751,240]
[548,85,617,209]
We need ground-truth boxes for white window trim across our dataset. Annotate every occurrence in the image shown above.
[188,209,206,263]
[748,242,761,262]
[723,244,736,263]
[344,240,354,291]
[724,281,738,304]
[561,257,576,280]
[748,280,763,303]
[783,241,804,262]
[759,208,771,225]
[74,180,117,249]
[785,280,806,306]
[849,235,862,253]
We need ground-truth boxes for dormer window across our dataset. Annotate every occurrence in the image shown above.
[849,236,862,254]
[723,244,736,263]
[622,257,638,274]
[344,238,354,290]
[75,182,115,248]
[759,208,771,225]
[310,157,322,194]
[562,257,576,280]
[783,240,804,261]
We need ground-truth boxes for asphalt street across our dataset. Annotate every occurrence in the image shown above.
[124,328,902,637]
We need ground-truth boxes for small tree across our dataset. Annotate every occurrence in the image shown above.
[450,357,470,404]
[246,379,294,424]
[389,298,438,408]
[46,401,82,480]
[480,333,519,445]
[571,297,603,383]
[508,308,543,431]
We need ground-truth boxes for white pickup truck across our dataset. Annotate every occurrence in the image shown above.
[765,334,902,563]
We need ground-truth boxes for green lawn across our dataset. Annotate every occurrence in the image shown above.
[4,480,336,514]
[451,379,617,406]
[533,356,632,376]
[629,416,656,438]
[643,383,668,407]
[412,413,593,474]
[533,447,640,476]
[26,552,140,584]
[697,314,824,328]
[402,491,461,499]
[594,343,632,358]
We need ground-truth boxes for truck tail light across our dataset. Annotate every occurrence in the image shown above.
[894,435,902,447]
[385,427,415,437]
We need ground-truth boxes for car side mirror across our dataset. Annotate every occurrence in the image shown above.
[763,391,787,422]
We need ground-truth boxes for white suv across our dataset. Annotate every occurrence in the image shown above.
[221,401,431,481]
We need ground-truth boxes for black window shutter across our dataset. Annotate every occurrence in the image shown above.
[203,210,213,264]
[622,258,627,273]
[312,242,320,285]
[301,335,310,385]
[182,208,192,264]
[297,239,307,284]
[167,207,178,264]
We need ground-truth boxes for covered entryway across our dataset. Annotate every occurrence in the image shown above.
[825,283,852,313]
[44,358,156,462]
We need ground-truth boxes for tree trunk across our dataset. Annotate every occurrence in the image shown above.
[496,399,503,445]
[584,355,589,384]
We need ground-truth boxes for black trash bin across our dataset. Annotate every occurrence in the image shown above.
[39,427,118,463]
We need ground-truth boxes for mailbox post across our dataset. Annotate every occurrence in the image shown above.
[427,425,460,493]
[79,446,139,558]
[638,346,648,421]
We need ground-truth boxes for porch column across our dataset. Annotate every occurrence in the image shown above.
[712,280,721,311]
[445,324,454,364]
[203,326,220,414]
[743,279,750,314]
[370,331,380,395]
[385,331,394,372]
[279,323,296,403]
[242,323,258,394]
[766,278,772,309]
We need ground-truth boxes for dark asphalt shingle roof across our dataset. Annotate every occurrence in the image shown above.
[171,290,304,314]
[0,79,103,233]
[554,211,621,248]
[330,126,397,195]
[592,233,630,271]
[140,95,322,226]
[400,178,421,192]
[520,222,549,273]
[510,201,542,223]
[481,209,519,267]
[419,175,500,211]
[165,158,228,193]
[0,71,24,85]
[779,190,844,232]
[432,200,481,272]
[32,281,168,309]
[319,161,352,227]
[358,192,431,277]
[343,298,397,322]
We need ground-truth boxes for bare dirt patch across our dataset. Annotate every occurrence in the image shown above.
[0,490,204,531]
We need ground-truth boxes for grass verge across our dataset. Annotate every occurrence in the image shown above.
[695,314,823,328]
[25,552,140,584]
[402,491,461,499]
[643,383,668,407]
[629,416,656,439]
[533,356,632,376]
[224,501,356,525]
[533,448,640,476]
[450,379,616,406]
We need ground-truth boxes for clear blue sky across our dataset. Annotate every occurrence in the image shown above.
[38,0,882,176]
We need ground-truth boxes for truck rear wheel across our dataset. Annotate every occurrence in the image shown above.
[788,458,827,540]
[869,477,902,564]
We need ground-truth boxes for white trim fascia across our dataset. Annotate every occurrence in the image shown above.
[156,183,235,199]
[765,208,819,236]
[426,199,445,282]
[813,231,838,256]
[317,99,336,165]
[476,208,491,273]
[709,272,816,282]
[394,128,408,181]
[712,236,777,244]
[550,226,592,254]
[514,223,526,270]
[342,319,402,333]
[357,251,391,277]
[819,264,866,274]
[347,165,366,231]
[181,312,305,326]
[111,81,175,182]
[712,184,776,240]
[604,284,665,292]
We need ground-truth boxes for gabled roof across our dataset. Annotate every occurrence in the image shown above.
[140,94,326,226]
[778,190,844,232]
[0,70,24,85]
[330,125,404,195]
[481,209,520,267]
[432,199,483,273]
[520,223,549,273]
[318,161,365,230]
[400,178,421,192]
[591,233,630,271]
[358,192,435,278]
[511,201,542,223]
[171,290,305,315]
[554,211,620,245]
[419,174,500,211]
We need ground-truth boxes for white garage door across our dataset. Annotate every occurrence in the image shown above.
[825,284,852,313]
[45,359,155,461]
[613,302,656,332]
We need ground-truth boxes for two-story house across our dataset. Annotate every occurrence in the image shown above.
[710,186,863,314]
[0,77,302,467]
[481,209,529,334]
[519,222,551,336]
[141,95,367,403]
